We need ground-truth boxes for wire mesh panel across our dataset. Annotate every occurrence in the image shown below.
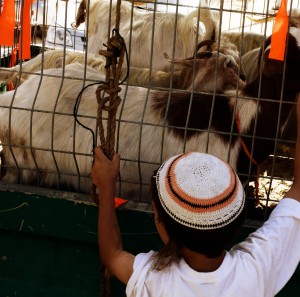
[1,0,300,224]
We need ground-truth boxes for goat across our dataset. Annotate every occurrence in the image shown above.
[75,0,218,71]
[233,27,300,180]
[0,51,243,200]
[240,26,300,155]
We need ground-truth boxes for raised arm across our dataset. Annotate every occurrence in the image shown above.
[91,147,134,284]
[284,94,300,202]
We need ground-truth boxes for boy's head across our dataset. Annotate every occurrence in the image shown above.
[151,152,246,259]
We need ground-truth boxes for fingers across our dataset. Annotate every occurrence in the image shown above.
[94,146,105,159]
[91,147,120,188]
[112,151,121,163]
[94,146,120,163]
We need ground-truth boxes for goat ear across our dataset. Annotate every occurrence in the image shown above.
[177,67,193,89]
[262,48,285,77]
[183,60,199,68]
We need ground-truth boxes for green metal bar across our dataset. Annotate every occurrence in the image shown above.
[0,186,299,296]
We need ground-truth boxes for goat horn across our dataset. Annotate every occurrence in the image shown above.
[246,14,276,24]
[163,52,172,63]
[163,51,215,66]
[195,39,215,53]
[194,51,214,59]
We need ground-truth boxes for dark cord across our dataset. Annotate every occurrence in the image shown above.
[73,29,129,156]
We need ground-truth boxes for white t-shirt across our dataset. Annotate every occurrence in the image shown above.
[126,198,300,297]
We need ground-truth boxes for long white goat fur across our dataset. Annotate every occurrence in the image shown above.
[0,50,172,88]
[79,0,217,71]
[0,63,251,200]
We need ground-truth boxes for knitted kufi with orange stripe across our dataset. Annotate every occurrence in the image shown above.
[156,152,245,230]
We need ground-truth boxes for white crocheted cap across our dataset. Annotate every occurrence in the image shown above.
[156,152,245,230]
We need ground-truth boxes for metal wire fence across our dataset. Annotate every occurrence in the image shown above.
[0,0,300,223]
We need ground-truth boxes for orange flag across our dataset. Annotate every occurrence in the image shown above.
[114,197,128,208]
[18,0,32,60]
[0,0,15,45]
[269,0,289,61]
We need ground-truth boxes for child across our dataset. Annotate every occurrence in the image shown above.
[91,97,300,297]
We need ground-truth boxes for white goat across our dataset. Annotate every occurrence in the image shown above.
[0,50,107,87]
[0,51,243,201]
[75,0,218,71]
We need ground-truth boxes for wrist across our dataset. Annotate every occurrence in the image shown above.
[94,177,117,191]
[99,181,116,192]
[98,183,116,202]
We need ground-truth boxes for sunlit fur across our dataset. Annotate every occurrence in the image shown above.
[0,53,242,200]
[75,0,218,71]
[0,50,107,87]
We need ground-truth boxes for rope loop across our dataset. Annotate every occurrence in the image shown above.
[99,29,124,69]
[98,93,121,112]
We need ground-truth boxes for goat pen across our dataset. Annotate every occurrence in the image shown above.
[0,0,299,296]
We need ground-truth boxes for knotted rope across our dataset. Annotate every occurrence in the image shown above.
[96,28,124,159]
[91,0,125,202]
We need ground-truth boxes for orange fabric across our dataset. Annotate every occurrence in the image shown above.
[114,197,128,208]
[18,0,32,60]
[269,0,289,61]
[7,82,14,91]
[9,46,18,67]
[0,0,15,45]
